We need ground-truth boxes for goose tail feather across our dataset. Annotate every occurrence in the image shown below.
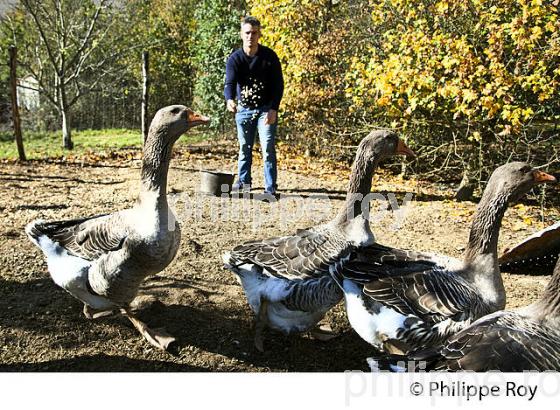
[25,219,48,247]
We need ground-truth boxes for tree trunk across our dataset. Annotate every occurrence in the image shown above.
[455,168,475,201]
[141,51,150,143]
[455,148,476,201]
[60,86,73,150]
[61,105,73,149]
[8,47,26,161]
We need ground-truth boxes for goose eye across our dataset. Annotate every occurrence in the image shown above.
[171,107,181,115]
[520,165,532,173]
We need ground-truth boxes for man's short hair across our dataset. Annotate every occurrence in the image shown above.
[241,16,261,28]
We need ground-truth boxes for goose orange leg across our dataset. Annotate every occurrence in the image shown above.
[310,322,338,341]
[254,298,269,353]
[83,304,115,319]
[121,308,176,351]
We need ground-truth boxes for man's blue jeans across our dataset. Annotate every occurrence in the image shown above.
[235,105,277,192]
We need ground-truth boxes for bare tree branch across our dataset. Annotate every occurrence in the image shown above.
[20,0,60,76]
[66,0,109,70]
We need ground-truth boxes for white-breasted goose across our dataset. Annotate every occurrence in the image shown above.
[331,162,556,356]
[410,256,560,371]
[25,105,210,350]
[223,130,415,351]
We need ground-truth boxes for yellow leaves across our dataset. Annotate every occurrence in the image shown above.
[510,203,537,231]
[376,95,391,107]
[441,55,458,70]
[461,89,478,103]
[251,0,560,137]
[450,208,474,219]
[468,131,482,142]
[530,25,543,41]
[436,1,449,14]
[480,96,501,118]
[482,83,494,96]
[439,84,460,98]
[501,106,534,126]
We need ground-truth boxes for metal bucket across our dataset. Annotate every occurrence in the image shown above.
[199,170,235,196]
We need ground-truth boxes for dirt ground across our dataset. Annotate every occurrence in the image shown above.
[1,144,558,372]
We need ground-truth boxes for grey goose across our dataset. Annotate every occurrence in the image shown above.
[223,130,415,351]
[25,105,210,350]
[410,255,560,371]
[331,162,556,356]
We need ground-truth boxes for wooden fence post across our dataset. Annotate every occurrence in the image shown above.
[8,46,26,161]
[141,51,149,143]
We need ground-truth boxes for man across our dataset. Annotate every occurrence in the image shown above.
[224,16,284,195]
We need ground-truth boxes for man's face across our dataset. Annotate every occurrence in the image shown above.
[241,23,261,48]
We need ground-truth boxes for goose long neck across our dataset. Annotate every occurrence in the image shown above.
[140,128,173,201]
[535,263,560,317]
[334,151,379,225]
[463,185,509,263]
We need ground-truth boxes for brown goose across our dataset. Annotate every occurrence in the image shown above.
[223,130,415,351]
[331,162,556,356]
[410,256,560,371]
[25,105,210,350]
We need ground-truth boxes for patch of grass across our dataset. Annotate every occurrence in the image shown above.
[0,128,212,160]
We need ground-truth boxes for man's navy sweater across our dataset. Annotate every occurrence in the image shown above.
[224,45,284,110]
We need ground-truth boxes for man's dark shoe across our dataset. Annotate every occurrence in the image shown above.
[232,182,251,192]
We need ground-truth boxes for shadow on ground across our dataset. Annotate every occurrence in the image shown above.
[0,354,204,372]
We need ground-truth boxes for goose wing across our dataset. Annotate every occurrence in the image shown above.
[427,312,560,371]
[357,267,483,325]
[356,243,446,265]
[333,243,442,283]
[28,214,128,261]
[228,226,351,280]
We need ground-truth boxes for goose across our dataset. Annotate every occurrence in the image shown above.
[25,105,210,350]
[499,220,560,275]
[223,130,415,351]
[410,256,560,371]
[331,162,556,356]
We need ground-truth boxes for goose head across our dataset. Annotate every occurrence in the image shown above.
[464,162,556,264]
[357,130,416,163]
[486,162,556,203]
[149,105,210,142]
[345,130,415,195]
[141,105,210,195]
[337,130,415,227]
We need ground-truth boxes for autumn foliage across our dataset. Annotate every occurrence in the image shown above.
[1,0,558,185]
[249,0,559,185]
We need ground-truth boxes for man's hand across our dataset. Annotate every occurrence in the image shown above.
[264,109,277,125]
[226,99,237,113]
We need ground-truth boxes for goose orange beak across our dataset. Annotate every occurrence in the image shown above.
[397,138,416,158]
[532,170,557,184]
[188,111,211,128]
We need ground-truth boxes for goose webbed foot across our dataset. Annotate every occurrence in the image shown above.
[83,304,115,319]
[254,299,269,353]
[122,308,176,351]
[309,322,337,341]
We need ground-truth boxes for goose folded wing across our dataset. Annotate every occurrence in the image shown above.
[36,214,128,261]
[357,243,440,265]
[434,313,560,371]
[229,227,350,280]
[336,245,439,283]
[362,270,482,325]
